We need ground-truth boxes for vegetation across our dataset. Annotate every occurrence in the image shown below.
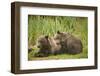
[28,15,88,60]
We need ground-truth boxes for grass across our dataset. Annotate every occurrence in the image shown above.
[28,15,88,61]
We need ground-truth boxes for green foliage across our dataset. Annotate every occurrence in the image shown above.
[28,15,88,60]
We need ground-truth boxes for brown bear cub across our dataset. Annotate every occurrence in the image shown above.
[54,31,83,54]
[35,35,61,57]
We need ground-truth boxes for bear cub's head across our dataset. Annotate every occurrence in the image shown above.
[35,35,61,57]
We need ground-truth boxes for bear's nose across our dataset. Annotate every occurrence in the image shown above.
[37,45,40,48]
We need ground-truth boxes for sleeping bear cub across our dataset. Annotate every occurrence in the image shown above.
[35,35,61,57]
[54,31,83,54]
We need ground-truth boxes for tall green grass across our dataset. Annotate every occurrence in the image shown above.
[28,15,88,60]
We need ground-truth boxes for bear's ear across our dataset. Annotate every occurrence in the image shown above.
[57,30,61,34]
[45,35,49,39]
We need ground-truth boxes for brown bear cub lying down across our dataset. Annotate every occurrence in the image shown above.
[35,35,62,57]
[35,31,83,57]
[54,31,83,54]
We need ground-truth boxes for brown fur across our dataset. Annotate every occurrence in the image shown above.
[35,35,61,57]
[54,31,83,54]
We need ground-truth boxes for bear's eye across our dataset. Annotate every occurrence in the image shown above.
[56,42,60,45]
